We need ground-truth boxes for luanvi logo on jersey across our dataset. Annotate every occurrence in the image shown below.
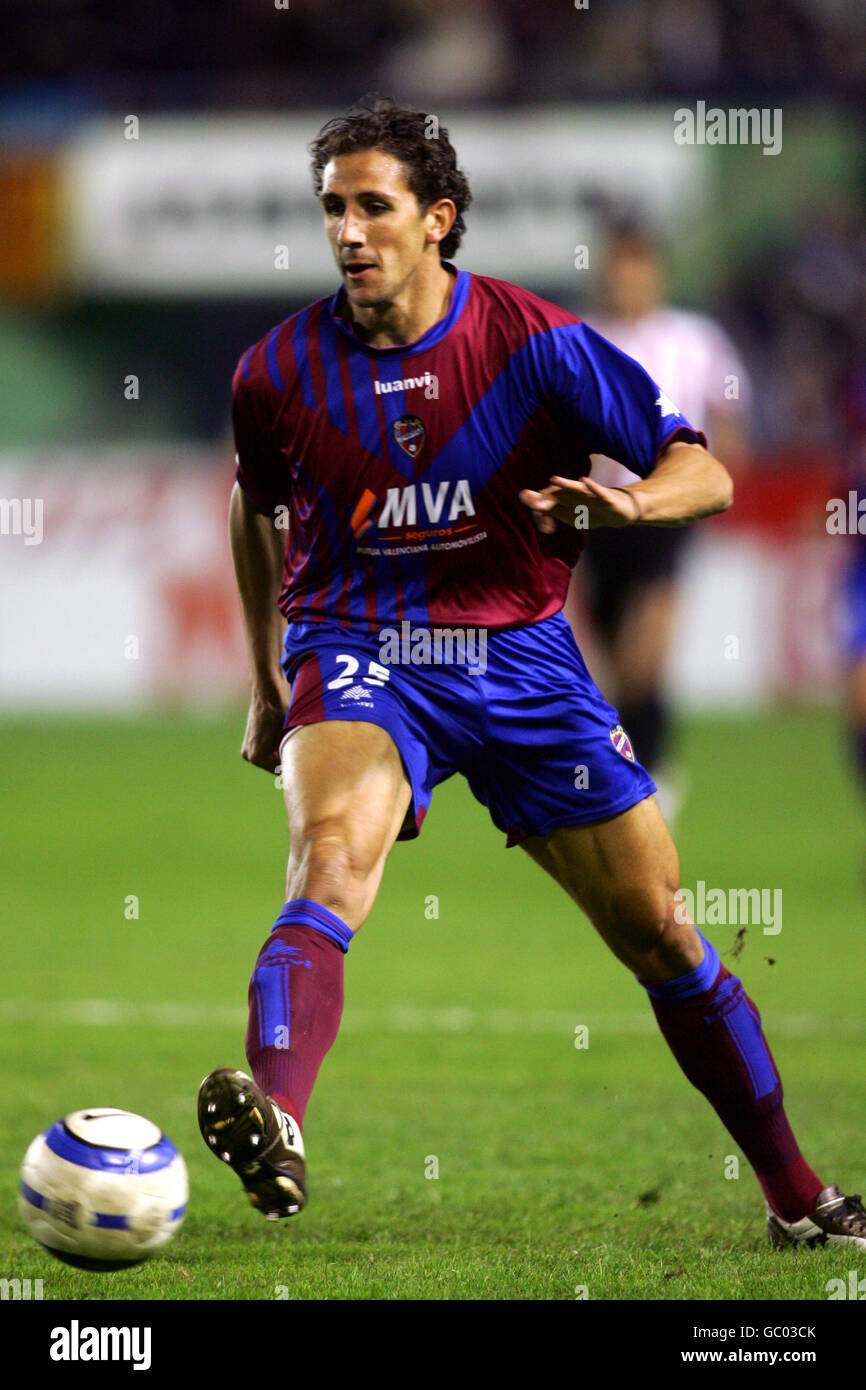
[375,371,439,397]
[392,415,425,458]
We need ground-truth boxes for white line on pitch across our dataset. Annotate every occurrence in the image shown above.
[0,999,851,1037]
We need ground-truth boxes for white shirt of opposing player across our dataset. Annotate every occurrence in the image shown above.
[589,306,750,486]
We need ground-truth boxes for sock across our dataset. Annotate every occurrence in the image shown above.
[618,693,666,771]
[245,898,352,1127]
[639,933,823,1222]
[854,725,866,790]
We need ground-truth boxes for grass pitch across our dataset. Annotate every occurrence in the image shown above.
[1,707,864,1301]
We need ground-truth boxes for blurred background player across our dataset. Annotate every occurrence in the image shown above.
[580,228,751,822]
[839,365,866,831]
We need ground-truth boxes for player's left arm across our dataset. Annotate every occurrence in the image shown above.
[520,438,733,533]
[520,320,735,533]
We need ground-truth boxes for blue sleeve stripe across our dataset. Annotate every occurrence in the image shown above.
[319,311,349,435]
[347,351,383,459]
[292,310,317,410]
[265,326,287,393]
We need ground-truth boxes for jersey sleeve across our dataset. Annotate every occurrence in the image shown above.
[536,321,706,478]
[231,350,285,515]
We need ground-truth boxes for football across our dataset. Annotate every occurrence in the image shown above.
[18,1108,188,1271]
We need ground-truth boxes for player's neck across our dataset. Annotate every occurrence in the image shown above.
[344,260,455,349]
[614,300,660,325]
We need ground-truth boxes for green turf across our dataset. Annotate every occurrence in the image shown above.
[1,707,864,1300]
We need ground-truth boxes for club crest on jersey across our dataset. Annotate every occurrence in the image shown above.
[393,415,425,458]
[610,724,635,762]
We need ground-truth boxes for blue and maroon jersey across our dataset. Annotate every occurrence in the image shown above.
[232,266,705,631]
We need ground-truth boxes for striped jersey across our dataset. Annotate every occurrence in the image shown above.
[232,265,705,632]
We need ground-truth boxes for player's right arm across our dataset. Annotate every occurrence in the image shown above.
[229,341,292,772]
[229,482,287,772]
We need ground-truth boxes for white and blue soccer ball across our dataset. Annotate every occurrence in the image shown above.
[18,1108,188,1270]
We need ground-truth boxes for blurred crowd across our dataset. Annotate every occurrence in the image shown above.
[726,195,866,461]
[2,0,865,464]
[3,0,865,110]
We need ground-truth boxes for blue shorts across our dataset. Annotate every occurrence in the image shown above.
[279,610,656,847]
[842,553,866,659]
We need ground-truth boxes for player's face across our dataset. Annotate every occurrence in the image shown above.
[605,247,664,319]
[319,149,440,308]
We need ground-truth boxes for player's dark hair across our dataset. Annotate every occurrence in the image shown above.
[309,95,471,260]
[606,221,664,261]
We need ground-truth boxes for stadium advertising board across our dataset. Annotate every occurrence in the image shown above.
[61,110,707,295]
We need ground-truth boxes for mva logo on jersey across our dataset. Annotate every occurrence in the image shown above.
[610,724,635,761]
[350,479,477,536]
[378,479,476,528]
[392,415,425,458]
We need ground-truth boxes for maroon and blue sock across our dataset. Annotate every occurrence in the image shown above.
[853,724,866,791]
[639,933,823,1222]
[245,898,352,1129]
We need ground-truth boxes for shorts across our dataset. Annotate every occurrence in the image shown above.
[842,552,866,660]
[279,610,656,847]
[581,525,694,636]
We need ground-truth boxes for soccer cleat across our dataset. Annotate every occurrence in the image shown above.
[767,1185,866,1250]
[197,1068,306,1219]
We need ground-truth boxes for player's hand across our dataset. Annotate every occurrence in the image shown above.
[241,689,287,772]
[519,475,642,533]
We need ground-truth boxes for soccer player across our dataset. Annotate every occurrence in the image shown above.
[579,229,751,821]
[198,98,866,1250]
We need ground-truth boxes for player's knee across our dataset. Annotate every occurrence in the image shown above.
[608,858,676,928]
[605,876,696,976]
[287,831,378,921]
[630,885,701,977]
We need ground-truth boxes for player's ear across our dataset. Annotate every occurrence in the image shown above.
[425,198,456,247]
